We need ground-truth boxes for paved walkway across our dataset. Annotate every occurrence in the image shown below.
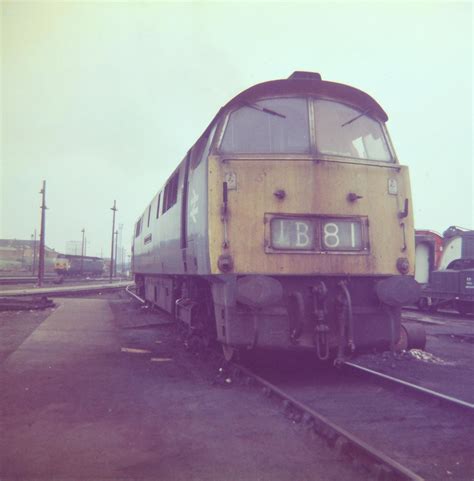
[0,299,124,479]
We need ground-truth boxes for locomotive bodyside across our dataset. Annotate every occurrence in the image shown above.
[133,73,422,360]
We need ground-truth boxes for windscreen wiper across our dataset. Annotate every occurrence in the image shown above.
[243,101,286,119]
[341,107,371,127]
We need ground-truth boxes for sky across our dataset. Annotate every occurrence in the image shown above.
[1,1,472,258]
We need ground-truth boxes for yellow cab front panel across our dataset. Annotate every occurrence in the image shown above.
[208,157,414,277]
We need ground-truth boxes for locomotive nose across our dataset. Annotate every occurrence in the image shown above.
[375,276,421,307]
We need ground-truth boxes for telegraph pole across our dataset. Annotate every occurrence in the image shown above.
[30,235,34,272]
[114,229,119,277]
[38,181,47,287]
[80,228,85,275]
[33,229,37,275]
[31,229,37,275]
[109,200,117,281]
[118,223,124,275]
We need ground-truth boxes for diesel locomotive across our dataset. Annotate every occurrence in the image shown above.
[55,254,105,278]
[132,72,424,361]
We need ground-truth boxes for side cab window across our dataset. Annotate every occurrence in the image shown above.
[135,218,142,237]
[163,171,179,214]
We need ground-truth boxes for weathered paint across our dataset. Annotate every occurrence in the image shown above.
[208,157,415,276]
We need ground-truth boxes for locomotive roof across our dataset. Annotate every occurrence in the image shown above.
[215,73,388,123]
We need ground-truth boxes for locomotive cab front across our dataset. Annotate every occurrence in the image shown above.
[206,73,422,359]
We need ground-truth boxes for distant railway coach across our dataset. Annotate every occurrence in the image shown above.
[133,71,425,361]
[415,230,444,285]
[416,227,474,314]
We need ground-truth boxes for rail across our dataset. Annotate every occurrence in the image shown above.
[343,361,474,410]
[234,363,424,481]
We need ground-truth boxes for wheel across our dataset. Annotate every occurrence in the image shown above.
[395,323,426,351]
[222,344,238,362]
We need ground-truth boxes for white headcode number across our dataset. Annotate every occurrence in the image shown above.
[271,218,362,251]
[350,222,356,247]
[295,222,310,247]
[273,219,314,249]
[323,223,340,248]
[323,221,360,249]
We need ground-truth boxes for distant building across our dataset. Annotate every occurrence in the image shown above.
[0,239,57,273]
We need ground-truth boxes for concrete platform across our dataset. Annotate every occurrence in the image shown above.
[0,297,362,481]
[0,299,121,479]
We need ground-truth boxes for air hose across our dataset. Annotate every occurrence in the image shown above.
[338,281,355,352]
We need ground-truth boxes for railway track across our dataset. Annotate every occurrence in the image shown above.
[0,296,55,311]
[234,363,424,481]
[124,287,473,480]
[233,358,473,481]
[343,361,474,410]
